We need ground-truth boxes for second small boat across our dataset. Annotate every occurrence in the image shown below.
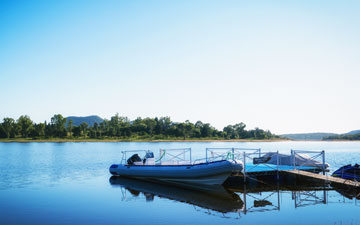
[332,164,360,181]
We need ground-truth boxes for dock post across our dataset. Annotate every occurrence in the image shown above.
[243,183,247,215]
[291,149,295,170]
[322,150,325,175]
[243,151,246,183]
[276,150,279,180]
[232,148,235,160]
[277,182,280,211]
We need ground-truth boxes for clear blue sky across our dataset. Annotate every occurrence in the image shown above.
[1,0,359,134]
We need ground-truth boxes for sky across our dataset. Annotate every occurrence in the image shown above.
[0,0,359,134]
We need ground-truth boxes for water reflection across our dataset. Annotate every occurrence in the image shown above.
[332,183,360,201]
[110,176,360,219]
[109,176,244,214]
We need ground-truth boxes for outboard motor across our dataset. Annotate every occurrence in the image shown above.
[127,154,142,165]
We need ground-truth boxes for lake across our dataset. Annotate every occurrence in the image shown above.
[0,141,360,225]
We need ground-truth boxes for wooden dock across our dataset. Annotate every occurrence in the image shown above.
[285,169,360,188]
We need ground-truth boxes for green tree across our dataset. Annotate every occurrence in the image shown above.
[73,126,81,137]
[99,122,105,138]
[193,121,203,138]
[93,122,99,138]
[223,125,237,139]
[2,118,16,138]
[33,123,45,137]
[44,121,53,137]
[248,127,266,139]
[234,122,247,138]
[143,118,156,135]
[200,123,213,137]
[0,124,6,138]
[159,117,172,136]
[80,122,88,138]
[109,113,120,136]
[17,115,34,138]
[176,123,185,138]
[184,120,194,139]
[51,114,67,137]
[67,119,73,137]
[132,117,147,135]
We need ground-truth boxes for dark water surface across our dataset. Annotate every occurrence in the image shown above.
[1,141,360,225]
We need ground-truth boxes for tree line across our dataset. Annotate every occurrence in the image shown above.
[323,134,360,141]
[0,114,278,140]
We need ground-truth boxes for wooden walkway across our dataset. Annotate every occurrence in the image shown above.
[285,169,360,188]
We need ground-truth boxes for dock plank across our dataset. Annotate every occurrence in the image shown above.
[285,169,360,188]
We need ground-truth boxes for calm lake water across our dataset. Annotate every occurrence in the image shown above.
[1,141,360,225]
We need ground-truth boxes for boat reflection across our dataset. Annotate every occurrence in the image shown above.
[109,176,360,218]
[109,176,244,214]
[331,183,360,201]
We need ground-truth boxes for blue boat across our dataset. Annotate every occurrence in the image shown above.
[332,164,360,181]
[109,148,243,185]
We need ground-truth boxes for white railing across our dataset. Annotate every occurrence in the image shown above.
[205,148,261,162]
[121,150,149,164]
[158,148,192,164]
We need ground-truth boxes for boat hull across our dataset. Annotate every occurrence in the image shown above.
[109,160,242,185]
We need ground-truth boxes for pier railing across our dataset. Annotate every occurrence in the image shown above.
[290,149,326,174]
[242,151,281,182]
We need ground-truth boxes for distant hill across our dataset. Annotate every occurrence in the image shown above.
[324,130,360,140]
[66,115,104,127]
[345,130,360,135]
[280,133,338,140]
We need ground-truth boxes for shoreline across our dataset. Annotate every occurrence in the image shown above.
[0,138,289,143]
[0,138,358,143]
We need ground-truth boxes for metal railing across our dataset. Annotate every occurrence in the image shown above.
[242,189,280,214]
[290,149,326,174]
[205,148,261,163]
[243,150,280,182]
[120,150,149,164]
[158,148,192,164]
[293,190,326,208]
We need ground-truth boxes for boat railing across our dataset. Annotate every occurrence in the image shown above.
[158,148,192,164]
[121,150,149,165]
[205,148,261,163]
[192,157,208,164]
[291,149,326,174]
